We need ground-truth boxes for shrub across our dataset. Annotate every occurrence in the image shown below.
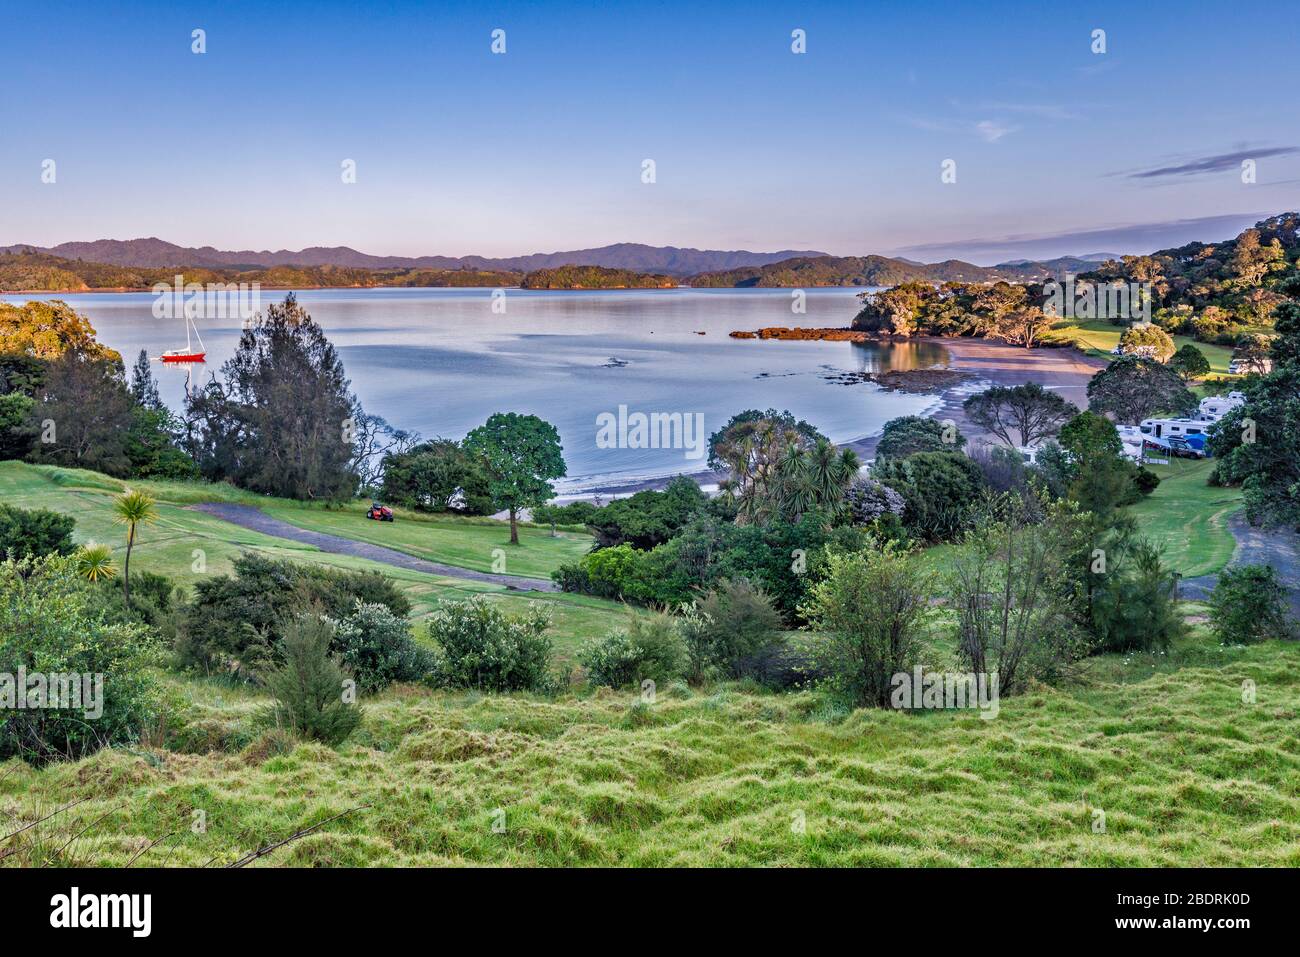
[330,600,434,692]
[844,477,906,526]
[0,556,163,763]
[580,612,686,688]
[1209,565,1294,644]
[585,476,708,549]
[1133,466,1161,495]
[177,553,411,673]
[802,544,934,708]
[1089,537,1186,653]
[261,616,362,747]
[871,451,985,542]
[427,597,552,692]
[688,578,784,680]
[0,504,76,559]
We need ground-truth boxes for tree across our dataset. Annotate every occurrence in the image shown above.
[463,412,566,545]
[1086,355,1196,424]
[1234,333,1276,375]
[128,349,162,410]
[0,300,121,362]
[1118,324,1175,362]
[261,616,362,746]
[875,415,964,458]
[989,306,1054,349]
[185,294,359,501]
[1169,343,1211,381]
[870,451,985,542]
[949,501,1086,695]
[112,490,157,610]
[962,383,1077,448]
[380,438,493,513]
[802,544,935,708]
[1056,411,1139,518]
[25,352,135,476]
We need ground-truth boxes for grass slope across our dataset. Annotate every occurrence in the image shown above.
[1044,319,1237,376]
[0,461,622,658]
[1127,459,1243,578]
[1,630,1295,867]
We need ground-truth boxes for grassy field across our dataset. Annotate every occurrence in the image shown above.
[0,461,623,658]
[258,500,590,580]
[1044,318,1238,376]
[1126,458,1243,578]
[1,626,1295,867]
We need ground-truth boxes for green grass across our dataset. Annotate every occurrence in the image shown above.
[1125,458,1243,578]
[258,500,590,581]
[1044,318,1238,376]
[2,626,1295,867]
[0,461,624,659]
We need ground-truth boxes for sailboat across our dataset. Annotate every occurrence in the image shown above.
[161,313,206,363]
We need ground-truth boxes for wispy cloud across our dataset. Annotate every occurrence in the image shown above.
[1119,147,1299,179]
[975,120,1017,143]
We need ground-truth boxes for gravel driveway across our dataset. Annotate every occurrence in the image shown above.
[192,503,560,592]
[1179,511,1300,621]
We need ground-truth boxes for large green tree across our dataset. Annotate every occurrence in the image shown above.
[963,382,1077,448]
[1086,355,1196,424]
[185,294,359,500]
[464,413,566,545]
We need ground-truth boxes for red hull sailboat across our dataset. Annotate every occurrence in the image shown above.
[161,314,206,363]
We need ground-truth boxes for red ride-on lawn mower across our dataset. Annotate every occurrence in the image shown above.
[366,502,394,522]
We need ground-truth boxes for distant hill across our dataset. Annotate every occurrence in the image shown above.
[0,239,825,277]
[687,254,1099,287]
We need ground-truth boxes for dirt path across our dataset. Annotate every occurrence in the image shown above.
[191,503,560,592]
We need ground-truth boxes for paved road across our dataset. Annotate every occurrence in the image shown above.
[1180,511,1300,621]
[192,503,560,592]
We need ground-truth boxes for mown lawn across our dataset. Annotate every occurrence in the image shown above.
[258,500,590,581]
[0,461,622,659]
[1,627,1295,867]
[1044,318,1237,376]
[1125,458,1243,578]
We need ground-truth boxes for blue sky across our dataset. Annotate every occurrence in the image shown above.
[2,0,1297,263]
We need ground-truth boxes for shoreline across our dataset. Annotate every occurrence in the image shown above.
[572,335,1105,499]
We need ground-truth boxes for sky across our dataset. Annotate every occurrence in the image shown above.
[1,0,1297,264]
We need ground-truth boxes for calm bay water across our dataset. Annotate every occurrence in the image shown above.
[4,287,948,490]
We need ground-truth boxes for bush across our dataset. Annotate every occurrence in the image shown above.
[177,553,411,674]
[0,556,163,763]
[330,600,434,692]
[427,597,552,692]
[261,616,363,747]
[1133,466,1161,495]
[687,578,784,680]
[0,504,76,559]
[871,451,985,542]
[585,477,708,549]
[802,544,935,708]
[875,415,964,459]
[1089,537,1186,653]
[1209,565,1294,644]
[844,477,906,526]
[379,438,494,514]
[580,611,686,688]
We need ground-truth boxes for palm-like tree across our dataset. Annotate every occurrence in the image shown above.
[75,543,117,582]
[112,490,158,608]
